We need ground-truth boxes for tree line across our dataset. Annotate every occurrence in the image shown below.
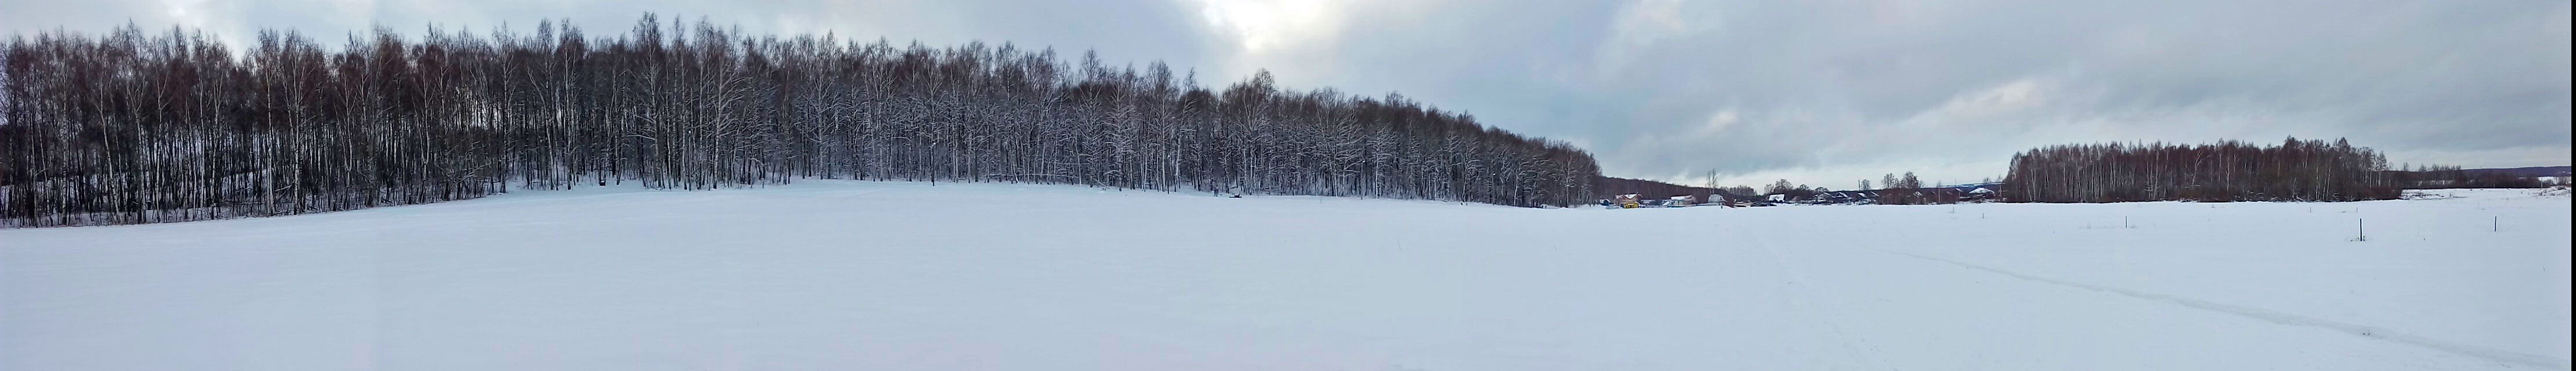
[1591,176,1713,201]
[1871,172,1934,205]
[1,16,1600,227]
[2390,165,2556,189]
[2000,138,2400,202]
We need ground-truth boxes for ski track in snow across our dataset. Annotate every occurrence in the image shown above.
[1876,248,2573,370]
[1729,221,1887,369]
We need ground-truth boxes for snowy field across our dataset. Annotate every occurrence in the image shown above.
[3,181,2568,370]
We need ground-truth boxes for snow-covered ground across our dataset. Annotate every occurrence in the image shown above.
[3,181,2568,370]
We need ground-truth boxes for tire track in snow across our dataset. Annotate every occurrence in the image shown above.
[1873,248,2572,370]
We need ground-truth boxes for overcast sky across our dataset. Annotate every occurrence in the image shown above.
[6,0,2567,187]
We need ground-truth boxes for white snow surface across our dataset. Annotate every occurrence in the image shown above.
[3,181,2569,370]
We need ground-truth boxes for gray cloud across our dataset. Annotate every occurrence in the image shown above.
[6,0,2566,187]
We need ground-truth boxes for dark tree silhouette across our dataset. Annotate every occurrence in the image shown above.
[1876,172,1926,205]
[1,17,1600,227]
[2389,165,2552,189]
[1590,176,1712,202]
[2000,139,2399,203]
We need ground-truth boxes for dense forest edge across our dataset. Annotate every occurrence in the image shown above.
[2001,138,2407,203]
[1591,176,1715,201]
[0,15,1601,227]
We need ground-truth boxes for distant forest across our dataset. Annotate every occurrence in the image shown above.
[0,15,1600,227]
[2002,138,2403,202]
[1591,176,1715,200]
[2393,165,2562,189]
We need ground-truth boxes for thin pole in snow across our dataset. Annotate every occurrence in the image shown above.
[2356,219,2367,242]
[2493,216,2498,232]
